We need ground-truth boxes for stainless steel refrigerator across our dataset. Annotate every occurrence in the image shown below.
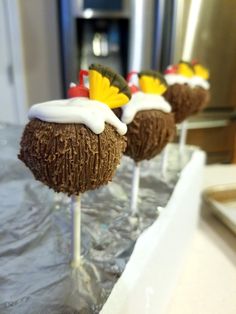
[59,0,236,162]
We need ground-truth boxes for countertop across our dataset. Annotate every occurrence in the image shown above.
[167,165,236,314]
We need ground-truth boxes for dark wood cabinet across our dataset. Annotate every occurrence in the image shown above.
[186,124,234,164]
[176,111,236,164]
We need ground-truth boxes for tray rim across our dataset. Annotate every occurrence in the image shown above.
[202,183,236,234]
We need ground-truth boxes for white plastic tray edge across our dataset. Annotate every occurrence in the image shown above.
[101,150,206,314]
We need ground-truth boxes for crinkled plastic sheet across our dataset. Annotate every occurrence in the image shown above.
[0,123,192,313]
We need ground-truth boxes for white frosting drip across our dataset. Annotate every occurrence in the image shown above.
[189,76,210,89]
[121,92,171,124]
[28,98,127,135]
[164,74,190,85]
[165,74,210,90]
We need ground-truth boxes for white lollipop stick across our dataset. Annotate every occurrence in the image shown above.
[70,195,81,268]
[179,120,188,155]
[130,162,140,215]
[160,145,169,179]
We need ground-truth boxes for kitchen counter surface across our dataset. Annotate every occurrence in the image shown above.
[167,165,236,314]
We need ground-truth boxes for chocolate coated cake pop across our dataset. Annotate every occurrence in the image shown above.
[19,64,131,195]
[114,70,176,162]
[164,61,210,122]
[190,62,210,113]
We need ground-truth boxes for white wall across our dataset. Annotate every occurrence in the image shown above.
[0,0,19,124]
[0,0,63,124]
[19,0,62,106]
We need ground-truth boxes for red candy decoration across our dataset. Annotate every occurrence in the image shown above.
[164,65,178,75]
[67,70,89,98]
[126,71,140,94]
[191,59,199,65]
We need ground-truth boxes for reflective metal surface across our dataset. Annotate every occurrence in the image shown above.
[128,0,156,71]
[0,123,193,313]
[72,0,131,18]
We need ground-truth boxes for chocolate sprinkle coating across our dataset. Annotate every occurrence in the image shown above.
[114,109,176,162]
[18,119,126,195]
[164,83,196,123]
[190,87,210,114]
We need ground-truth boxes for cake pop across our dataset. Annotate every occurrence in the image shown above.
[18,64,131,196]
[164,61,196,123]
[164,61,210,123]
[114,70,176,214]
[189,61,210,114]
[114,70,176,162]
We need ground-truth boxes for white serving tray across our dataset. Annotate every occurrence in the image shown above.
[101,149,206,314]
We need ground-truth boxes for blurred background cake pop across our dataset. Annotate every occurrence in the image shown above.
[164,61,210,123]
[114,70,176,162]
[114,70,176,214]
[164,61,196,123]
[189,61,210,114]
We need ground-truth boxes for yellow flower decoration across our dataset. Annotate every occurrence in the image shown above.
[138,70,167,95]
[177,61,194,78]
[89,64,131,109]
[193,64,210,80]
